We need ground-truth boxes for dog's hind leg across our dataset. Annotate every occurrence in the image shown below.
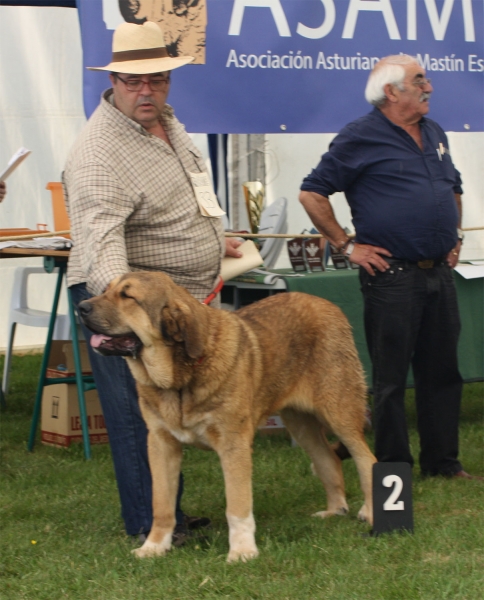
[332,428,376,525]
[280,408,349,518]
[319,399,376,525]
[132,424,182,558]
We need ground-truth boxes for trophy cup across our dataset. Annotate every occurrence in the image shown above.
[243,181,265,235]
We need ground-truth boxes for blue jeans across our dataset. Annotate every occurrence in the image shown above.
[70,283,184,535]
[359,260,463,476]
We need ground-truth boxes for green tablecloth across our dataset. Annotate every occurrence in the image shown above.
[233,268,484,386]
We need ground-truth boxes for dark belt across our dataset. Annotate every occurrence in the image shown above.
[386,257,446,269]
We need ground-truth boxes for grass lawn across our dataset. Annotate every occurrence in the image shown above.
[0,354,483,600]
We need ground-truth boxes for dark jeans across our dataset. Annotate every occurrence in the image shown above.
[70,283,184,535]
[359,260,463,476]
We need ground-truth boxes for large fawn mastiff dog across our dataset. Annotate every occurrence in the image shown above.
[78,272,376,562]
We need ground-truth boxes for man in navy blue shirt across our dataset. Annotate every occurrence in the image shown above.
[300,54,481,480]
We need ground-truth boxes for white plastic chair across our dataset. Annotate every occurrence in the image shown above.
[258,197,288,269]
[2,267,71,395]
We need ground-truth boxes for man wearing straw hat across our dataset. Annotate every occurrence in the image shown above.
[63,21,241,546]
[299,54,482,481]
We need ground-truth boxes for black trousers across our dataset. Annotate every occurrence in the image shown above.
[359,260,463,475]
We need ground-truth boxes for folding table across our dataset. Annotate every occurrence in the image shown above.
[0,248,96,458]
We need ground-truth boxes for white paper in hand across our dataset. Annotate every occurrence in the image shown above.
[0,147,31,182]
[221,240,263,282]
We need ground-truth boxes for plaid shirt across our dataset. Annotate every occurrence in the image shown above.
[63,90,224,301]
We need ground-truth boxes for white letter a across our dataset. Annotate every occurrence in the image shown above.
[342,0,401,39]
[229,0,291,36]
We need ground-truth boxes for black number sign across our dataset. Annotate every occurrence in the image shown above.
[372,462,414,536]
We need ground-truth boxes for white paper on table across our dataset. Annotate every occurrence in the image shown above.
[0,237,72,250]
[454,264,484,279]
[246,268,305,284]
[0,147,31,181]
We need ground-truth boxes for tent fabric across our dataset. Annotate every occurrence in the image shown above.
[0,6,225,350]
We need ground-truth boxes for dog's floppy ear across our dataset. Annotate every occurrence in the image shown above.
[161,300,204,359]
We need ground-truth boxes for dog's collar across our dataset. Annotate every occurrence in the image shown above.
[194,356,205,367]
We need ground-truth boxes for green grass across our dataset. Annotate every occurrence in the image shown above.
[0,355,483,600]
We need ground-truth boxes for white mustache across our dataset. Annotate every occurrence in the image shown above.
[420,93,431,102]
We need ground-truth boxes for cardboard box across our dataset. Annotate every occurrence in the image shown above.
[46,340,92,379]
[41,383,108,448]
[258,414,287,436]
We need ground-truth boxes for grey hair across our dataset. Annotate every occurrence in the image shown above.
[365,54,420,106]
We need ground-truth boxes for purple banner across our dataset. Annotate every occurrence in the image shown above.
[77,0,484,133]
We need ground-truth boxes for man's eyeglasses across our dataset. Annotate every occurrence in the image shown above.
[412,77,431,88]
[115,74,171,92]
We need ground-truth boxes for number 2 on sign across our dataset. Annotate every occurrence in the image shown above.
[382,475,404,511]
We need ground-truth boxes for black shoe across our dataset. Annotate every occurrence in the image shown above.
[135,515,212,548]
[332,441,352,461]
[184,515,212,530]
[135,527,190,547]
[172,515,212,547]
[172,523,191,547]
[137,531,149,544]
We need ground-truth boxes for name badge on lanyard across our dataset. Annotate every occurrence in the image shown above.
[189,172,225,218]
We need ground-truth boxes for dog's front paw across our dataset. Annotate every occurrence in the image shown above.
[132,538,171,558]
[227,547,259,563]
[227,513,258,563]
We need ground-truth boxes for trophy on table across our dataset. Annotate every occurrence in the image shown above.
[243,181,265,237]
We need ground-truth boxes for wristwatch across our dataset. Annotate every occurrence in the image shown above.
[457,228,464,244]
[344,241,355,257]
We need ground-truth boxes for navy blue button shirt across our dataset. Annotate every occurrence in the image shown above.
[300,108,462,261]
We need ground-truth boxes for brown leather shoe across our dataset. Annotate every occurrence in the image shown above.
[451,470,484,481]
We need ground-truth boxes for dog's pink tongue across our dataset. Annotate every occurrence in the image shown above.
[90,334,112,348]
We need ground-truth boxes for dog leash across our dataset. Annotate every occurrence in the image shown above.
[202,276,224,305]
[191,277,224,367]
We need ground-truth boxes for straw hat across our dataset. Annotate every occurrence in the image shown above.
[88,21,194,74]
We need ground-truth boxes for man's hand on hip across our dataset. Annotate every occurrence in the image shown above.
[347,243,392,275]
[446,241,461,269]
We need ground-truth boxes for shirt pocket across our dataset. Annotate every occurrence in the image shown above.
[441,153,457,184]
